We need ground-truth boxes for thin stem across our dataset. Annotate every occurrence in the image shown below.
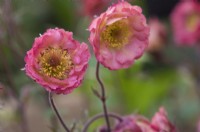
[82,113,123,132]
[44,92,58,132]
[48,92,70,132]
[96,62,111,132]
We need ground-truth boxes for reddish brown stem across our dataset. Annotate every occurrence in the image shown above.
[48,92,70,132]
[95,62,111,132]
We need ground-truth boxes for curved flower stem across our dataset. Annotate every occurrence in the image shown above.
[96,62,111,132]
[82,113,123,132]
[48,92,70,132]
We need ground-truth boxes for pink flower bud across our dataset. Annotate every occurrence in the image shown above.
[113,115,156,132]
[151,107,177,132]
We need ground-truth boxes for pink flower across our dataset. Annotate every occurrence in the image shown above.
[24,28,90,94]
[171,1,200,45]
[89,1,149,70]
[113,117,143,132]
[81,0,109,17]
[113,115,156,132]
[148,18,167,52]
[111,107,177,132]
[151,107,176,132]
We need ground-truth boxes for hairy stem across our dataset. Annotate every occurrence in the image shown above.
[82,113,123,132]
[48,92,70,132]
[96,62,111,132]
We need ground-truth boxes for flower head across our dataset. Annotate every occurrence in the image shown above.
[89,1,149,70]
[171,1,200,45]
[111,107,177,132]
[113,115,156,132]
[151,107,176,132]
[25,28,90,94]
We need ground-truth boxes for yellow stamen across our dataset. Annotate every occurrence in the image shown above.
[186,13,200,32]
[101,19,132,49]
[38,48,73,80]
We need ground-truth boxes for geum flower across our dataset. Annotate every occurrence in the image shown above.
[151,107,176,132]
[89,1,149,70]
[112,107,176,132]
[25,28,90,94]
[113,115,154,132]
[171,0,200,45]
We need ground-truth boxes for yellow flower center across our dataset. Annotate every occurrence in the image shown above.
[186,13,200,32]
[101,19,132,49]
[38,48,73,80]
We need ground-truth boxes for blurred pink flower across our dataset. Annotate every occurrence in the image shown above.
[89,1,149,70]
[148,18,167,52]
[25,28,90,94]
[151,107,177,132]
[171,1,200,45]
[81,0,109,17]
[113,115,156,132]
[110,107,177,132]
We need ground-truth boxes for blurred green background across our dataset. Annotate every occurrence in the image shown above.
[0,0,200,132]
